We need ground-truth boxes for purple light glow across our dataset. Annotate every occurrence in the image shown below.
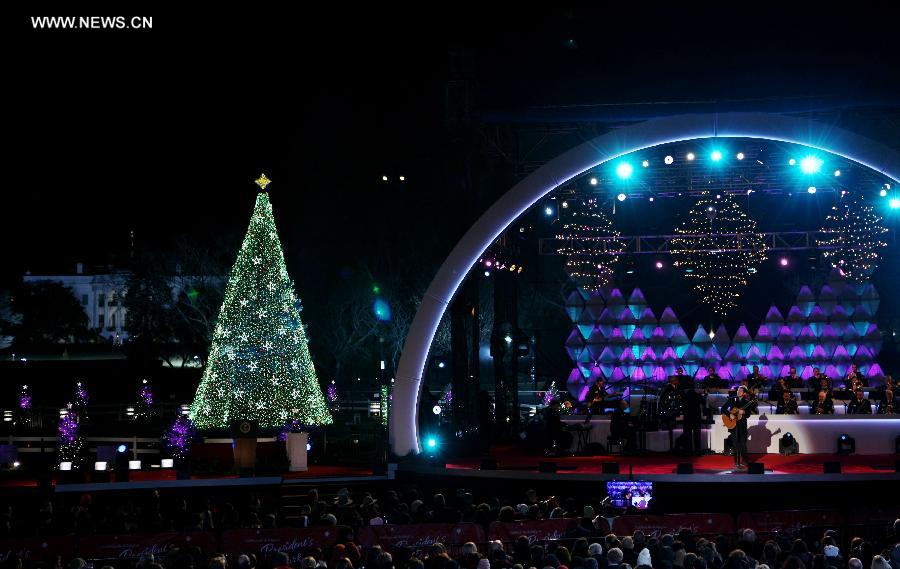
[164,415,196,458]
[780,258,789,266]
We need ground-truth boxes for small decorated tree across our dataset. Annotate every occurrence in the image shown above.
[133,378,155,422]
[164,414,197,460]
[57,405,84,467]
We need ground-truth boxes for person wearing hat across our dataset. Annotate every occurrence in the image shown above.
[637,549,653,569]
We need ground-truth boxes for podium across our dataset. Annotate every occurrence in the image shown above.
[231,420,259,476]
[285,432,309,471]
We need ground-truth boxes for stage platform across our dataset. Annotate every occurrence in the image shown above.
[404,445,900,484]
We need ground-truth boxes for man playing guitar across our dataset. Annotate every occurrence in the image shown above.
[722,386,757,471]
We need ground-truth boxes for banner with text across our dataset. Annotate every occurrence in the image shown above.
[612,514,733,538]
[736,511,842,535]
[488,519,591,544]
[357,523,484,555]
[0,536,72,564]
[220,528,339,562]
[78,533,216,559]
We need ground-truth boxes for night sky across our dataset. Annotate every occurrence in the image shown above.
[7,6,900,299]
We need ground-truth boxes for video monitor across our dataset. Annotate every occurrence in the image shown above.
[606,480,653,509]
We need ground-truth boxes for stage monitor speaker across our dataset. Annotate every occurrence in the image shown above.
[602,462,620,474]
[748,462,765,474]
[538,461,557,473]
[480,458,497,471]
[676,463,694,474]
[823,461,841,474]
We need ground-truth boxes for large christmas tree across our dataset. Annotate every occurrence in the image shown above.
[189,176,332,429]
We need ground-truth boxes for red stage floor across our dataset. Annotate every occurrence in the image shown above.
[446,446,898,476]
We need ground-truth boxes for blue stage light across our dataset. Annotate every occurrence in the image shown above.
[664,155,674,165]
[426,437,437,449]
[117,444,127,453]
[686,152,695,161]
[800,156,823,174]
[483,270,490,277]
[807,186,817,194]
[789,158,796,166]
[589,177,598,186]
[544,206,553,216]
[736,152,745,160]
[711,150,723,162]
[373,298,392,321]
[880,188,888,197]
[642,160,650,168]
[890,198,900,209]
[617,193,627,202]
[616,163,633,179]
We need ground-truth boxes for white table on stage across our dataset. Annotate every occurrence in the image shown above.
[710,414,900,454]
[561,417,712,452]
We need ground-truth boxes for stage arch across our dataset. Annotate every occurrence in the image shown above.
[390,112,900,456]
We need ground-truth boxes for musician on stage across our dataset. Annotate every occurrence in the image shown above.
[673,366,694,389]
[784,367,803,389]
[847,389,872,415]
[845,364,867,390]
[775,390,799,415]
[877,389,896,415]
[722,386,756,471]
[747,365,766,391]
[808,367,831,393]
[586,377,611,414]
[703,366,726,389]
[659,375,683,423]
[768,378,789,402]
[813,389,835,415]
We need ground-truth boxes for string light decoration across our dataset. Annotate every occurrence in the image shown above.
[379,384,390,428]
[57,405,83,466]
[73,381,89,419]
[670,192,768,315]
[327,379,340,411]
[134,378,155,422]
[556,198,624,291]
[18,385,32,411]
[164,414,196,459]
[189,184,332,429]
[817,194,888,282]
[542,380,559,407]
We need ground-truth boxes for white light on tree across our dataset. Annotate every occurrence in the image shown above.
[817,194,888,283]
[670,192,768,315]
[556,198,624,292]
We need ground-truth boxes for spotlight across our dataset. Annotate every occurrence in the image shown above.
[426,436,438,449]
[837,433,856,455]
[833,170,841,177]
[437,361,446,369]
[642,160,649,168]
[504,334,513,344]
[117,444,127,453]
[484,260,492,267]
[306,443,312,451]
[617,193,627,202]
[807,186,817,194]
[800,156,823,174]
[664,155,674,165]
[708,206,715,211]
[736,152,745,160]
[399,175,405,181]
[432,405,441,416]
[711,150,723,162]
[655,261,664,269]
[789,158,796,166]
[561,201,568,208]
[880,189,888,197]
[780,258,789,267]
[649,196,654,202]
[590,177,598,186]
[709,331,715,339]
[616,163,633,179]
[890,198,900,209]
[483,270,490,277]
[686,152,695,161]
[779,432,799,455]
[544,206,553,216]
[382,175,388,181]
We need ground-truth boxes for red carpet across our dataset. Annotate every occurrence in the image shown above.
[446,445,898,475]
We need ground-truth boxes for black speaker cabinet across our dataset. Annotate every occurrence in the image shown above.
[676,463,694,474]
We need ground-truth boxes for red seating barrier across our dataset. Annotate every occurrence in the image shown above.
[220,528,339,562]
[78,532,217,558]
[612,514,734,537]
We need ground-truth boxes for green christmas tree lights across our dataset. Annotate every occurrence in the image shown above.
[189,179,332,429]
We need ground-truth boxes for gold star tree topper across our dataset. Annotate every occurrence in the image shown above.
[254,173,272,191]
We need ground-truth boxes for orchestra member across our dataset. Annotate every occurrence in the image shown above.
[808,367,830,392]
[847,389,872,415]
[659,375,683,422]
[877,389,896,415]
[845,364,866,390]
[768,378,789,402]
[775,390,799,415]
[747,365,765,391]
[722,386,756,471]
[813,390,834,415]
[704,366,725,389]
[674,366,694,389]
[586,377,609,414]
[784,367,803,389]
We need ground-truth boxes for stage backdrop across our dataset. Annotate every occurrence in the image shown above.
[565,269,883,399]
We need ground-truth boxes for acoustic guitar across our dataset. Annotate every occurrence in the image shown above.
[721,396,757,430]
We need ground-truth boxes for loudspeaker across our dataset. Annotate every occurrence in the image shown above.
[748,462,765,474]
[480,458,497,470]
[823,461,841,474]
[602,462,620,474]
[676,463,694,474]
[538,461,557,473]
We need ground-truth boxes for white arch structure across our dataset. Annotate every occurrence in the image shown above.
[390,112,900,456]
